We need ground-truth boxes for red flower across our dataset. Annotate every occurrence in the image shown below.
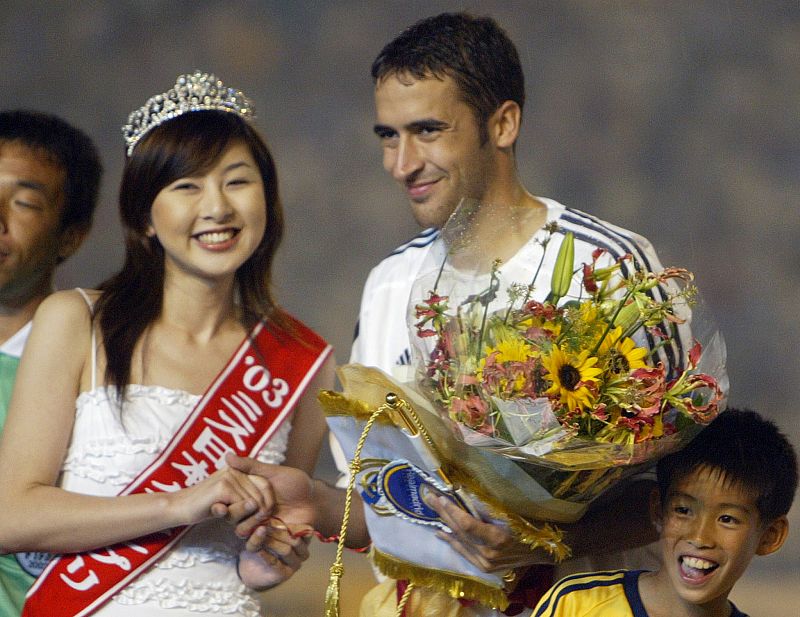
[522,300,562,320]
[582,263,598,293]
[450,394,489,430]
[590,403,609,422]
[679,374,723,424]
[631,363,667,395]
[656,267,693,284]
[687,340,702,369]
[648,326,669,340]
[414,291,450,336]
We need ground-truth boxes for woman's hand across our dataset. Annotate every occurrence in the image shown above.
[224,454,317,539]
[168,466,273,528]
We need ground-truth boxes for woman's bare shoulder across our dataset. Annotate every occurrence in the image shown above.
[33,289,100,330]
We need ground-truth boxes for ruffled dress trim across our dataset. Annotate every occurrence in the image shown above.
[59,384,291,615]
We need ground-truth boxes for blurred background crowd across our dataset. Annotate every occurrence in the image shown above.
[2,1,797,614]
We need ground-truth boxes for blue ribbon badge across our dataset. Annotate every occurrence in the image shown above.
[376,460,472,532]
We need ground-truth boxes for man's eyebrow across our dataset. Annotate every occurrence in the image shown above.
[373,119,450,136]
[407,119,449,131]
[16,179,48,192]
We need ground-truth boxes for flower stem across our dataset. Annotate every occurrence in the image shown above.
[505,227,555,323]
[590,288,636,356]
[432,251,448,293]
[475,265,501,363]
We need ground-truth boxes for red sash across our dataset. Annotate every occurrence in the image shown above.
[23,317,332,617]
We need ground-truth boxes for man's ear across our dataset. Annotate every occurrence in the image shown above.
[489,100,522,150]
[57,224,89,263]
[649,487,664,534]
[756,515,789,556]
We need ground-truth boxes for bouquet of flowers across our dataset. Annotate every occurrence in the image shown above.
[415,237,721,457]
[408,199,727,501]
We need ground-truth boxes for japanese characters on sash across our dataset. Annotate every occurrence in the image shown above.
[24,320,331,617]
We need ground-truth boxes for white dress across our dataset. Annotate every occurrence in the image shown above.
[57,309,292,616]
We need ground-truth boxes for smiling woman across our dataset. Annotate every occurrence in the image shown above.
[147,140,268,311]
[0,72,334,617]
[98,103,290,397]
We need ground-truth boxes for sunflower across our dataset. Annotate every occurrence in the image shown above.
[597,326,648,375]
[517,314,562,339]
[489,336,535,363]
[478,335,536,392]
[542,347,603,410]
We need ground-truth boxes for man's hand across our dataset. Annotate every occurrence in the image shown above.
[223,454,318,590]
[427,479,659,574]
[237,529,311,591]
[225,453,317,539]
[426,494,552,573]
[226,452,371,550]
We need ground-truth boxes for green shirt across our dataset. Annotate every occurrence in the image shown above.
[0,352,35,617]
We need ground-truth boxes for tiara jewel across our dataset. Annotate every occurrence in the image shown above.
[121,70,255,156]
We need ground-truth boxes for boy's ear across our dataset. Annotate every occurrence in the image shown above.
[756,516,789,556]
[649,487,663,534]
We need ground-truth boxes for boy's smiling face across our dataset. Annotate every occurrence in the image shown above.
[655,465,788,610]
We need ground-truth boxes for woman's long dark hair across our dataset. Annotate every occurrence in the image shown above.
[95,111,288,395]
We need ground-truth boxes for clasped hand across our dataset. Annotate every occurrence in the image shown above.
[172,453,314,591]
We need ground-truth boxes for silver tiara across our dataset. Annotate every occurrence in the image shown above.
[121,70,255,156]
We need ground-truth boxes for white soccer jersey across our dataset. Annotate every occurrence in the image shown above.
[349,198,683,376]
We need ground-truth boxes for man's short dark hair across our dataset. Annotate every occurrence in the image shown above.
[371,12,525,139]
[657,408,798,524]
[0,109,102,231]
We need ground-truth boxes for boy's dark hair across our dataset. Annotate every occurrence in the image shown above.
[371,12,524,141]
[0,109,102,232]
[657,408,798,523]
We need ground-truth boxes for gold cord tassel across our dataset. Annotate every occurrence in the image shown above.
[395,582,415,617]
[324,394,400,617]
[323,563,344,617]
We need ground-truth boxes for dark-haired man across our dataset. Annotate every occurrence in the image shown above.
[350,11,673,615]
[231,12,680,616]
[0,110,101,615]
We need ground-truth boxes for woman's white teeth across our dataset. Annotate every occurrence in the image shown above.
[197,230,235,244]
[682,556,715,570]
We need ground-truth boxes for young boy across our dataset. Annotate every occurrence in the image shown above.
[532,408,798,617]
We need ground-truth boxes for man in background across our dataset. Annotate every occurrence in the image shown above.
[0,109,101,615]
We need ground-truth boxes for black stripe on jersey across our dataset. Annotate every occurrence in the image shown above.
[388,227,439,257]
[561,210,683,377]
[563,209,653,270]
[533,570,632,617]
[397,348,411,366]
